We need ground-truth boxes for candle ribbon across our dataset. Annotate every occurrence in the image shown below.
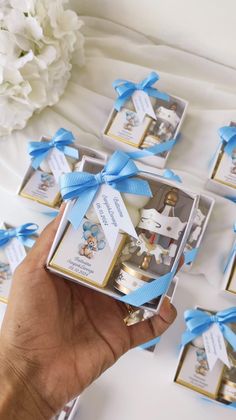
[224,195,236,203]
[127,133,181,159]
[113,71,169,111]
[0,223,39,248]
[60,150,152,230]
[28,128,78,169]
[224,223,236,273]
[184,247,199,265]
[218,126,236,157]
[181,307,236,351]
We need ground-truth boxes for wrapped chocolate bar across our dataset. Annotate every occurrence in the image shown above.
[47,151,199,314]
[174,307,236,407]
[102,72,188,169]
[223,223,236,295]
[0,222,38,303]
[206,123,236,202]
[18,128,108,211]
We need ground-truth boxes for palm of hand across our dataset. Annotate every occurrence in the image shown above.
[0,213,176,416]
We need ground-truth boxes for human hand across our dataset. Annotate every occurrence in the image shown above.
[0,207,177,420]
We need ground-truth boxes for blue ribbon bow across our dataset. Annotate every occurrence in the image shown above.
[224,223,236,273]
[28,128,78,169]
[113,72,170,111]
[60,150,153,229]
[0,223,39,248]
[181,307,236,351]
[218,125,236,157]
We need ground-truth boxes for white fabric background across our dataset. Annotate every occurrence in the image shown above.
[72,0,236,70]
[0,9,236,420]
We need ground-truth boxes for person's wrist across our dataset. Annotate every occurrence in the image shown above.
[0,344,55,420]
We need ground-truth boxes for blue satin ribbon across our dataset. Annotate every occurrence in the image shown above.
[181,307,236,351]
[140,336,161,350]
[28,128,78,169]
[224,223,236,273]
[120,271,174,306]
[0,223,39,248]
[184,248,199,265]
[224,195,236,203]
[201,397,236,410]
[127,133,181,160]
[60,150,153,229]
[113,72,170,111]
[218,126,236,157]
[128,138,176,159]
[163,169,182,183]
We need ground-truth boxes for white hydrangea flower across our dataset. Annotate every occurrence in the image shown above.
[0,0,84,136]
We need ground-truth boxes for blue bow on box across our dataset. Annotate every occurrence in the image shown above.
[60,150,152,230]
[28,128,79,170]
[218,125,236,157]
[0,223,39,248]
[181,307,236,351]
[113,71,170,111]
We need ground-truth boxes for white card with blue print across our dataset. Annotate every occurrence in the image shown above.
[203,323,230,371]
[93,184,138,250]
[50,218,125,287]
[107,107,151,147]
[46,148,72,182]
[20,169,60,207]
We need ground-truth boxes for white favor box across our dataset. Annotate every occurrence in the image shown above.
[174,306,235,406]
[101,94,188,169]
[18,137,108,212]
[47,155,199,314]
[183,193,215,271]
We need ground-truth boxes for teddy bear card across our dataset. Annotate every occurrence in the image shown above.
[49,218,125,287]
[175,342,225,399]
[106,107,152,147]
[20,169,61,208]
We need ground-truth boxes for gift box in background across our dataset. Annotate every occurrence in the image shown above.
[206,123,236,202]
[174,307,236,407]
[102,72,188,169]
[223,225,236,296]
[18,129,108,212]
[0,222,38,303]
[47,151,199,314]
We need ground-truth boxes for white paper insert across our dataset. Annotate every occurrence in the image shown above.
[47,148,72,182]
[132,90,156,122]
[93,184,138,250]
[203,323,230,370]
